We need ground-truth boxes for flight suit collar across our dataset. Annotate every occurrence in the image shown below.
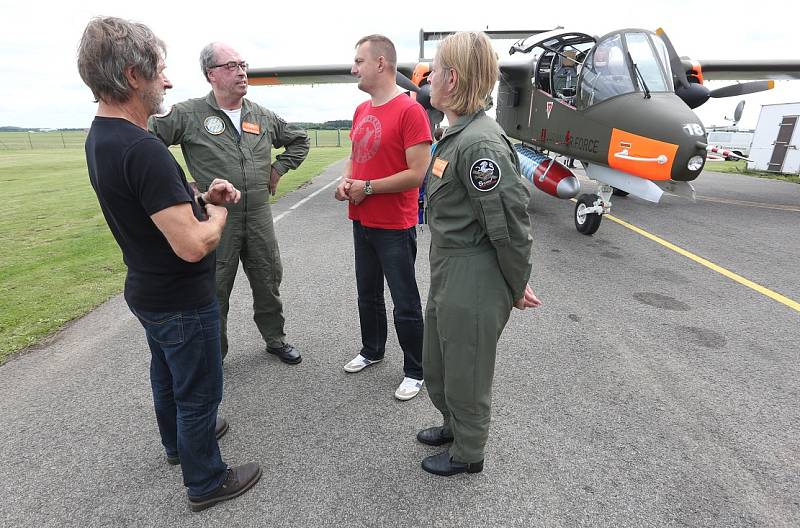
[204,91,252,120]
[443,110,485,138]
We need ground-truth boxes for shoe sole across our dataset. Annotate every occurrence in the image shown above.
[394,390,420,401]
[188,466,263,512]
[421,460,483,476]
[343,358,382,373]
[342,359,383,374]
[267,350,302,364]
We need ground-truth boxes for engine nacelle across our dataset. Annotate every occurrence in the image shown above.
[514,145,581,199]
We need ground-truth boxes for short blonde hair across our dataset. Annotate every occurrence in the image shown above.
[436,31,498,116]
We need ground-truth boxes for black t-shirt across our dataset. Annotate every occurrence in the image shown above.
[85,117,215,311]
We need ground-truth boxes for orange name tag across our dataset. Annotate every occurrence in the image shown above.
[242,121,260,134]
[432,158,449,178]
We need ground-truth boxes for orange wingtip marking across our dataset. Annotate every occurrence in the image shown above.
[608,129,678,181]
[768,80,775,89]
[248,78,283,86]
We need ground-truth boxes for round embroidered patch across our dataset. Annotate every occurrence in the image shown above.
[204,116,225,135]
[470,158,501,191]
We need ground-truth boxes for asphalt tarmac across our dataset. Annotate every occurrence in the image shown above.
[1,161,798,527]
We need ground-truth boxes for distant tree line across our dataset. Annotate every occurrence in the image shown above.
[292,120,351,130]
[0,126,87,132]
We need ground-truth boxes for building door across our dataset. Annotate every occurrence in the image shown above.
[767,115,798,172]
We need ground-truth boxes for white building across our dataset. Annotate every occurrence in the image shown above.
[747,102,800,174]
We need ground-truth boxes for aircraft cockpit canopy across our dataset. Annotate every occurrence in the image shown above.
[576,30,674,109]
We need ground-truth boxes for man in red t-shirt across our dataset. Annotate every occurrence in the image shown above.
[335,34,432,401]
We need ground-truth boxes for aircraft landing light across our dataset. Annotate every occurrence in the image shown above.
[569,199,800,313]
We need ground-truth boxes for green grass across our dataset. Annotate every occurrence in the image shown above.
[0,139,349,365]
[704,159,800,184]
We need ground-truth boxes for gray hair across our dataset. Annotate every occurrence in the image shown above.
[77,17,165,104]
[200,42,219,82]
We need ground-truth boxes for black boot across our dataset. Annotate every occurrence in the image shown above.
[421,451,483,476]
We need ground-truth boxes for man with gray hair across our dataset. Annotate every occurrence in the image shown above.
[150,42,309,365]
[78,17,260,511]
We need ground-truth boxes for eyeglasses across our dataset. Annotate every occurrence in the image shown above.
[209,61,248,72]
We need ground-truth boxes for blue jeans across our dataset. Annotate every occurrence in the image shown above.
[353,221,423,380]
[128,299,228,498]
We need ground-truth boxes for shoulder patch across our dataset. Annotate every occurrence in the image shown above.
[470,158,501,192]
[204,116,225,135]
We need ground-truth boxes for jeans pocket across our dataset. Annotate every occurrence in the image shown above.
[135,310,184,346]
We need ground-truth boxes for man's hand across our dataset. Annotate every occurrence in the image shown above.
[205,178,241,205]
[204,203,228,224]
[334,179,351,201]
[513,284,542,310]
[269,167,282,196]
[345,178,367,205]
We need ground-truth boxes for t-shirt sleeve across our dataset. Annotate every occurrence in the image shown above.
[124,137,192,216]
[402,102,433,149]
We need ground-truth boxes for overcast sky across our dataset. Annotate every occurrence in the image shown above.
[1,0,797,130]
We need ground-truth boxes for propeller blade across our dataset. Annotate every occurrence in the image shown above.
[395,71,419,92]
[710,80,775,98]
[655,28,690,90]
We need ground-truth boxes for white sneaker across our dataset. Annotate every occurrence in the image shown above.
[343,354,382,373]
[395,377,423,401]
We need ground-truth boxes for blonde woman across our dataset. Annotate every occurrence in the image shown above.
[418,31,542,476]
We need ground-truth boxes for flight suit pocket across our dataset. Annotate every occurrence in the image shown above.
[479,195,509,242]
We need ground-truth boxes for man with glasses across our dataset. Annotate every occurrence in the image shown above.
[150,42,309,365]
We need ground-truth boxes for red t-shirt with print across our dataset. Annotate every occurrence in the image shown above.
[348,94,431,229]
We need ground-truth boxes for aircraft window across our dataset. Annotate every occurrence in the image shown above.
[624,32,673,92]
[552,50,579,103]
[576,34,634,108]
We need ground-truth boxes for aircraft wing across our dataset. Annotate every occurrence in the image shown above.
[696,60,800,81]
[248,63,417,86]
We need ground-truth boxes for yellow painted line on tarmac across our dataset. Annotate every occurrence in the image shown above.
[603,212,800,313]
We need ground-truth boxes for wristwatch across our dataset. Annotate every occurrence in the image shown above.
[364,180,374,195]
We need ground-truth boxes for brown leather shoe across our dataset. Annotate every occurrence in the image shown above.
[166,417,229,465]
[421,451,483,476]
[267,343,302,364]
[188,463,262,512]
[416,426,454,446]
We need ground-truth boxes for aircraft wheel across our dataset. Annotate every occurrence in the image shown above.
[612,187,629,197]
[574,194,602,235]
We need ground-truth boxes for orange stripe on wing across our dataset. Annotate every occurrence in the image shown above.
[248,78,283,86]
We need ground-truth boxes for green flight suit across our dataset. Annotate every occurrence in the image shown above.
[148,92,309,357]
[423,110,533,463]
